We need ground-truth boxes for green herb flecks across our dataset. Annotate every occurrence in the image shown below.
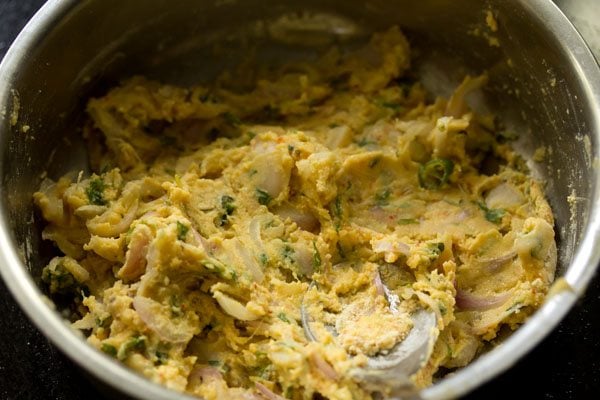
[202,260,238,282]
[368,157,381,168]
[117,335,147,360]
[259,253,268,266]
[331,195,344,231]
[221,195,236,215]
[282,245,295,264]
[375,188,391,206]
[477,202,506,224]
[216,195,236,227]
[418,158,454,190]
[256,188,272,206]
[426,242,445,259]
[101,343,117,357]
[95,316,111,328]
[277,312,291,323]
[176,221,189,241]
[86,177,107,205]
[155,351,169,365]
[312,241,322,271]
[41,263,76,294]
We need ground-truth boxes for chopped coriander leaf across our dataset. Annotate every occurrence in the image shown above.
[259,253,268,265]
[42,263,76,294]
[333,196,343,219]
[375,188,391,206]
[418,158,454,190]
[427,242,445,258]
[208,360,221,367]
[216,213,229,227]
[95,316,111,328]
[282,245,295,264]
[312,241,322,270]
[477,202,505,224]
[176,221,189,240]
[155,351,169,365]
[118,335,147,360]
[101,343,117,357]
[221,195,236,215]
[86,177,106,205]
[256,188,272,206]
[277,312,291,323]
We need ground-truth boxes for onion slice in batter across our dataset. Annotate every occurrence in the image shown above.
[255,382,286,400]
[133,295,195,343]
[455,289,511,311]
[213,291,261,321]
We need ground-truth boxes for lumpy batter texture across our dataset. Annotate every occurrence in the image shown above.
[34,27,556,399]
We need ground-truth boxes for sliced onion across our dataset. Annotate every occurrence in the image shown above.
[213,291,261,321]
[445,75,488,118]
[326,125,352,149]
[373,270,385,297]
[371,237,410,263]
[60,256,90,283]
[189,366,222,382]
[273,204,319,232]
[234,239,264,282]
[309,353,338,380]
[415,291,443,324]
[87,201,139,237]
[485,183,524,209]
[455,289,512,311]
[478,251,517,273]
[74,204,107,219]
[253,151,292,199]
[118,226,151,281]
[249,217,266,253]
[255,382,286,400]
[455,209,471,222]
[294,244,314,277]
[133,296,194,343]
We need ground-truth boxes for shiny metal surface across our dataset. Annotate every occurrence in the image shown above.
[0,1,599,399]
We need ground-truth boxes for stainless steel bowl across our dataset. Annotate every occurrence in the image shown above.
[1,1,599,399]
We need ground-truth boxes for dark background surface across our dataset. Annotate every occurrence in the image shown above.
[0,1,599,399]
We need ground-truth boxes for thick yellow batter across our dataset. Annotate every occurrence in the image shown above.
[34,27,556,399]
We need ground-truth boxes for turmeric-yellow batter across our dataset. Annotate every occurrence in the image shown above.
[34,27,556,399]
